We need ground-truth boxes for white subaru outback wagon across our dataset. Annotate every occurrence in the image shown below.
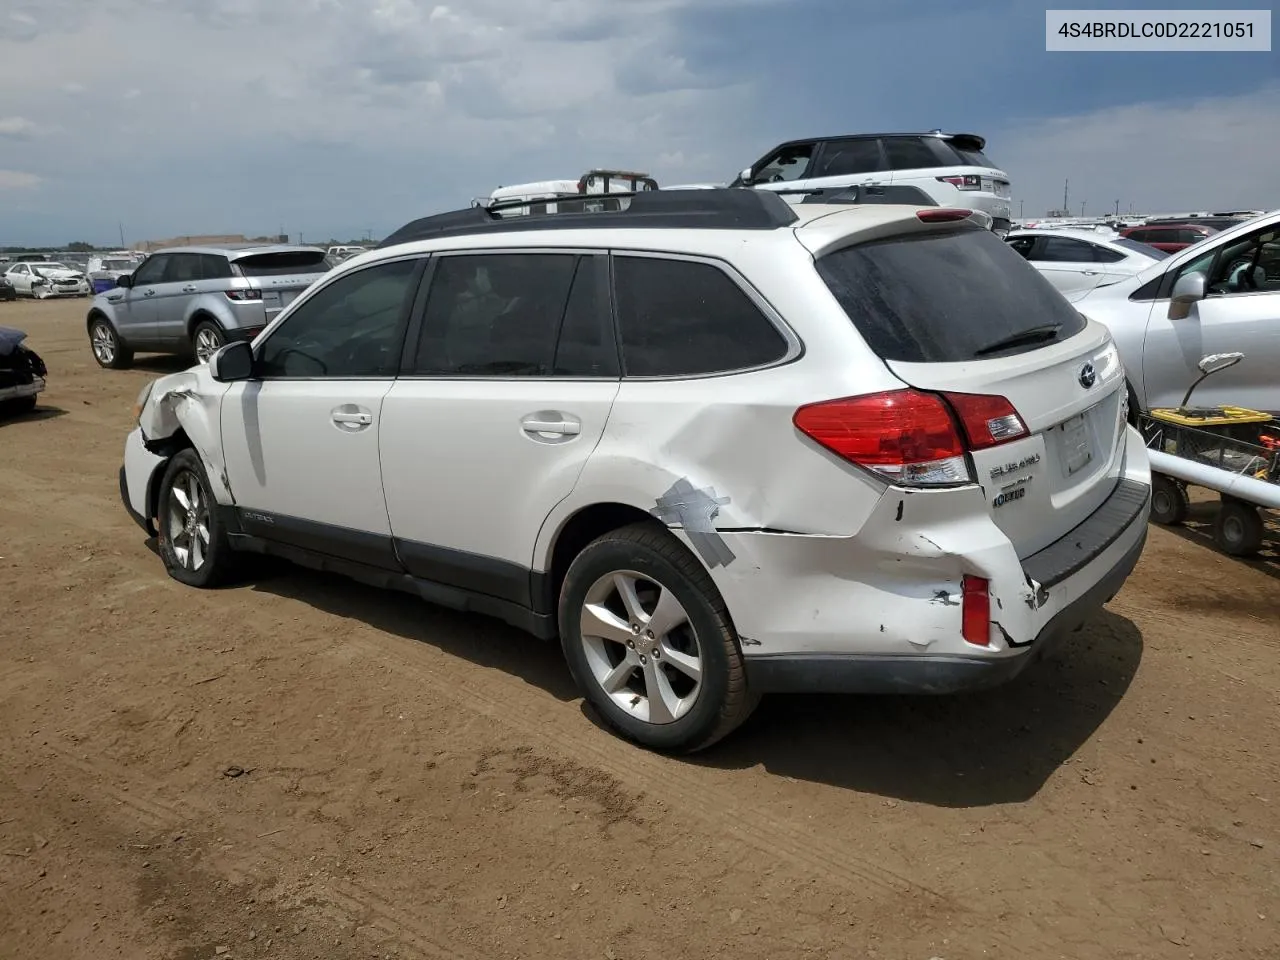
[120,189,1151,753]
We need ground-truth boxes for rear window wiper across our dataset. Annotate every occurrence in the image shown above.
[973,323,1063,357]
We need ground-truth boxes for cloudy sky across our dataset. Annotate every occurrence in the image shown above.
[0,0,1276,246]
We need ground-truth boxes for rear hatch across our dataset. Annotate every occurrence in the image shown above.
[232,250,329,318]
[809,217,1127,559]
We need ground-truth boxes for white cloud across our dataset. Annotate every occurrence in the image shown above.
[0,170,42,190]
[0,116,40,138]
[997,84,1280,217]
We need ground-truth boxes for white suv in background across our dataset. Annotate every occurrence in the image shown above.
[119,189,1149,753]
[732,131,1013,235]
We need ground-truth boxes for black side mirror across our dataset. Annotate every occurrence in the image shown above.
[208,340,254,382]
[115,274,133,289]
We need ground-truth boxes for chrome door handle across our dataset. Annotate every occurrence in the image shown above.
[182,285,197,292]
[521,417,580,435]
[142,289,156,296]
[332,411,372,425]
[1081,270,1099,276]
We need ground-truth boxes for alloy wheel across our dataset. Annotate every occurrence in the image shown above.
[194,327,223,364]
[91,323,116,365]
[167,470,212,571]
[578,570,703,725]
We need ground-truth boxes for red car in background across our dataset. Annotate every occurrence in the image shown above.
[1120,222,1218,253]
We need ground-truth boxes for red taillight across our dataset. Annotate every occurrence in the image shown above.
[942,392,1028,450]
[961,575,990,646]
[936,174,982,191]
[917,208,974,223]
[225,289,262,302]
[793,389,970,486]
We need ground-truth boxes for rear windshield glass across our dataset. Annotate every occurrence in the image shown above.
[1112,238,1170,260]
[233,251,328,276]
[815,226,1088,363]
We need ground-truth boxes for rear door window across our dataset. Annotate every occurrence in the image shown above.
[410,252,581,377]
[234,251,329,276]
[1037,236,1097,262]
[810,139,884,178]
[166,253,203,283]
[815,226,1088,363]
[612,256,790,377]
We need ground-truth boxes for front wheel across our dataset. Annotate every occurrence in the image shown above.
[156,449,236,587]
[191,321,225,364]
[89,318,133,369]
[558,522,759,753]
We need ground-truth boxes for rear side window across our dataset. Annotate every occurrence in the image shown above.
[613,256,789,377]
[883,137,941,171]
[234,251,328,276]
[200,254,233,280]
[815,227,1088,363]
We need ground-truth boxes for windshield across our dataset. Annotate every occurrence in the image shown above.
[1112,238,1170,260]
[232,251,328,277]
[101,259,133,271]
[815,225,1088,363]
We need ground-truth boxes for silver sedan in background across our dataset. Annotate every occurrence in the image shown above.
[1073,210,1280,416]
[1005,228,1169,302]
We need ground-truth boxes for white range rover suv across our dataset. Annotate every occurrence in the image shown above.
[120,189,1151,753]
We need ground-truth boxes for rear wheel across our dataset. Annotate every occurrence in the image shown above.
[191,320,225,364]
[558,522,759,753]
[1149,474,1189,526]
[89,318,133,369]
[1214,498,1264,557]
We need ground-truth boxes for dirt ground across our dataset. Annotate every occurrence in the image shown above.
[1,297,1277,960]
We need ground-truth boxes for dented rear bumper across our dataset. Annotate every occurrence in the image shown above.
[745,522,1145,694]
[709,425,1152,694]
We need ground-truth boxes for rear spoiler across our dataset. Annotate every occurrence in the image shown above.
[934,131,986,151]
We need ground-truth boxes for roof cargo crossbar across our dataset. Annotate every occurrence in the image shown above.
[378,188,799,248]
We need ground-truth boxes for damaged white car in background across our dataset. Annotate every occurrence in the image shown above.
[118,188,1152,754]
[3,260,91,298]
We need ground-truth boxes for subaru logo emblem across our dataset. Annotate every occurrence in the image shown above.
[1078,362,1097,389]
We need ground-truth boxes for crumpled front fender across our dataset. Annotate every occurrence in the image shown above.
[137,370,235,505]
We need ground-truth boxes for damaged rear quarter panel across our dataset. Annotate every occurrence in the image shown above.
[138,368,235,504]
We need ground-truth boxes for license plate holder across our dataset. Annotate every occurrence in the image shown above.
[1061,413,1092,475]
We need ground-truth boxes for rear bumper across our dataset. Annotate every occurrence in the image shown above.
[747,521,1146,694]
[708,424,1151,695]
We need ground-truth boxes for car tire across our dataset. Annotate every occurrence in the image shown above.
[191,320,225,364]
[1213,498,1264,557]
[156,449,236,588]
[2,396,37,416]
[558,522,759,754]
[1149,474,1189,526]
[88,318,133,369]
